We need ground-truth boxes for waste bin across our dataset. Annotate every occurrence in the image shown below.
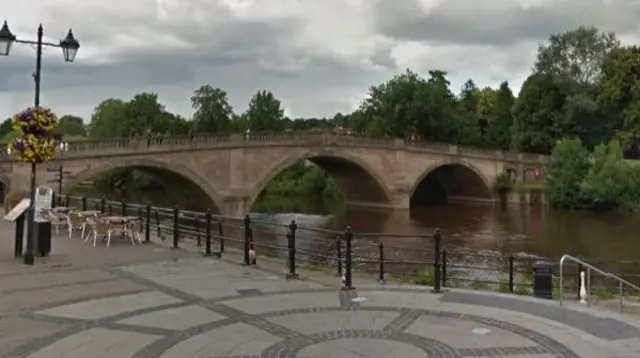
[35,219,52,257]
[532,260,553,299]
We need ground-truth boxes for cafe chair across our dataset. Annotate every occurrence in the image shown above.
[46,210,67,235]
[126,219,143,245]
[67,213,87,239]
[85,218,112,247]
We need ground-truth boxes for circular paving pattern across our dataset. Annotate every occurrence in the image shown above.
[5,259,620,358]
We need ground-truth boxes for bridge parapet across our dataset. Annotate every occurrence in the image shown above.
[0,131,548,164]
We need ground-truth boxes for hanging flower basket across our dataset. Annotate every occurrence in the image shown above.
[7,107,60,163]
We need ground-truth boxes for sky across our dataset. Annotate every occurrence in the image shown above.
[1,0,639,122]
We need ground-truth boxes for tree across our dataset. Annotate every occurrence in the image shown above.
[534,26,620,85]
[244,90,285,132]
[191,85,233,134]
[512,73,578,154]
[56,115,86,137]
[596,46,640,150]
[456,79,482,145]
[485,82,515,150]
[88,98,128,137]
[0,118,12,139]
[544,138,590,208]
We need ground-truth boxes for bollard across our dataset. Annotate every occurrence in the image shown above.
[577,256,584,299]
[100,197,106,213]
[195,216,201,247]
[432,228,442,293]
[205,209,212,256]
[579,271,588,304]
[342,226,354,290]
[378,241,385,284]
[108,205,113,215]
[243,215,251,265]
[82,196,87,211]
[65,194,70,208]
[335,236,343,277]
[51,193,57,208]
[441,249,447,287]
[155,211,161,238]
[137,208,144,233]
[122,200,127,216]
[218,221,225,253]
[172,206,179,249]
[145,203,151,243]
[286,220,298,279]
[508,255,515,293]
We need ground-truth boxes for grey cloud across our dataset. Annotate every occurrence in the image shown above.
[373,0,640,46]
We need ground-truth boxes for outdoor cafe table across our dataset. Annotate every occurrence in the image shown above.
[52,206,75,213]
[76,210,101,217]
[103,216,140,224]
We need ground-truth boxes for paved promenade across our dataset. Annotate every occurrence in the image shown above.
[1,225,640,357]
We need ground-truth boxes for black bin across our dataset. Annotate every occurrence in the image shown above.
[36,219,52,257]
[532,260,553,299]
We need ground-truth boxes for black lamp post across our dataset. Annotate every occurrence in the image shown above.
[0,21,79,265]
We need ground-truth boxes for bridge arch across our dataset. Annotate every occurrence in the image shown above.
[63,158,224,213]
[410,160,494,206]
[247,149,393,210]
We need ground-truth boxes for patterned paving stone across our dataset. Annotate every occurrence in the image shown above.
[266,310,399,334]
[220,291,342,315]
[405,315,536,349]
[116,305,227,330]
[295,338,430,358]
[159,322,281,358]
[27,328,159,358]
[36,291,181,320]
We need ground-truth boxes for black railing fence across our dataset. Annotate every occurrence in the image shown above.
[54,193,640,298]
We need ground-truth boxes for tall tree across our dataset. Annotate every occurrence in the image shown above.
[596,46,640,150]
[244,90,285,132]
[88,98,128,137]
[534,26,620,85]
[485,82,515,150]
[512,73,579,154]
[457,79,482,145]
[56,115,87,138]
[191,85,233,134]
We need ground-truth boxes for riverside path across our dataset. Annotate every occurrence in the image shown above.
[0,221,639,358]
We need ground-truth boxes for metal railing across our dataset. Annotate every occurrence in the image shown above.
[559,254,640,313]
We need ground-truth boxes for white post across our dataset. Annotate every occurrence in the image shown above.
[579,271,587,304]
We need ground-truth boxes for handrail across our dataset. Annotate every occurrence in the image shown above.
[559,254,640,313]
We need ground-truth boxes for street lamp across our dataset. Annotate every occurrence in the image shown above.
[0,21,79,265]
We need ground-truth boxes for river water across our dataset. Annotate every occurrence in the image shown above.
[74,188,640,266]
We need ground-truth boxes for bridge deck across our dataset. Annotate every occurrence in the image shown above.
[0,221,638,357]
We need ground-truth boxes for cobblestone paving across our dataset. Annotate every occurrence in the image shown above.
[3,255,640,358]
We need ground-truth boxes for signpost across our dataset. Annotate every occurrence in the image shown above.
[46,164,73,205]
[4,198,30,257]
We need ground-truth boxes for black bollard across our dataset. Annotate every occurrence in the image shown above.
[286,220,298,279]
[100,197,106,213]
[442,249,448,287]
[82,196,87,211]
[121,200,127,216]
[218,221,225,253]
[432,228,442,293]
[243,215,251,265]
[342,226,354,290]
[172,206,179,249]
[205,209,212,256]
[508,254,515,293]
[378,241,385,284]
[335,236,343,277]
[145,203,151,243]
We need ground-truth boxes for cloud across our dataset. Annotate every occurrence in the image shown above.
[0,0,638,121]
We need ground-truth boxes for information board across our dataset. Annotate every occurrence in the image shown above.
[34,186,53,219]
[4,198,30,222]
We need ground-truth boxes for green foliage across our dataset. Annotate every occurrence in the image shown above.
[546,139,640,212]
[545,138,590,208]
[493,171,513,204]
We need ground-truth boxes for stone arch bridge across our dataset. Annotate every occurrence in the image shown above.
[0,133,547,217]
